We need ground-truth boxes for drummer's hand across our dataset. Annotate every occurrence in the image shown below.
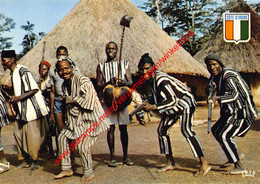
[117,79,126,86]
[111,77,117,85]
[143,103,157,111]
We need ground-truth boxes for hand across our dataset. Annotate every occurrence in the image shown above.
[49,112,55,122]
[212,94,220,103]
[2,84,12,90]
[65,96,76,105]
[143,103,157,111]
[117,79,126,86]
[10,96,20,104]
[111,77,117,85]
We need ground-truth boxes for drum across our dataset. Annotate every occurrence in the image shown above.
[103,84,132,112]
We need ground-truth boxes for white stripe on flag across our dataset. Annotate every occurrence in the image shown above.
[233,19,241,41]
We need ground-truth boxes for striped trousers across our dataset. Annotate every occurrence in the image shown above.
[58,130,97,174]
[158,109,205,158]
[212,115,254,163]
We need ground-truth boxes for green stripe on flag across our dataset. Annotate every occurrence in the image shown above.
[240,20,249,40]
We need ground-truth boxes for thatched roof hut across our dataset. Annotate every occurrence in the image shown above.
[1,0,208,83]
[194,1,260,105]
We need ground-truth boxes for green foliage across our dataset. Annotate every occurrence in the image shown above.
[141,0,259,56]
[0,14,16,50]
[20,21,46,56]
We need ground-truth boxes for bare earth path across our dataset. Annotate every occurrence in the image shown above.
[0,106,259,184]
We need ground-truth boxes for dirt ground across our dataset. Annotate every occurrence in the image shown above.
[0,106,259,184]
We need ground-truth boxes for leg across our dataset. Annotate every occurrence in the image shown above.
[26,118,46,170]
[55,112,64,133]
[119,125,128,161]
[157,114,178,172]
[107,125,115,159]
[212,116,240,164]
[213,116,253,174]
[0,128,10,173]
[107,125,117,167]
[13,121,32,168]
[55,131,73,179]
[180,110,210,176]
[78,136,97,181]
[0,128,8,164]
[119,125,134,166]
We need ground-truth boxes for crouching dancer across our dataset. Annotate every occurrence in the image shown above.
[138,53,211,176]
[54,59,109,181]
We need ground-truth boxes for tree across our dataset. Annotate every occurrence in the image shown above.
[20,21,46,56]
[141,0,259,55]
[20,21,38,55]
[142,0,217,55]
[0,14,16,50]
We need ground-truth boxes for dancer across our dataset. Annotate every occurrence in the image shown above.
[55,59,108,180]
[204,53,258,174]
[138,53,211,176]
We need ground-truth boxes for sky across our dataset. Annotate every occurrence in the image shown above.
[0,0,146,53]
[0,0,258,53]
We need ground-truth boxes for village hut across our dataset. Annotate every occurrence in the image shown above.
[1,0,209,99]
[194,1,260,106]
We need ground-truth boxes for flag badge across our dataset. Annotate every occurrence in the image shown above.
[223,13,251,44]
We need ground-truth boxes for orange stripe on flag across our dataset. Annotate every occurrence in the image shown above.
[225,20,233,40]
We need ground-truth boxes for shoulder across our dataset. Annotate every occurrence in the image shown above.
[156,71,171,84]
[17,65,30,75]
[74,74,91,84]
[223,68,239,79]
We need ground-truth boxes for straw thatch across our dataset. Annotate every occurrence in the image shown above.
[1,0,208,83]
[194,1,260,73]
[194,1,260,105]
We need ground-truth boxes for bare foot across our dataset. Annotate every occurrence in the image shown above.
[54,170,73,179]
[81,173,94,181]
[157,164,177,173]
[195,164,211,177]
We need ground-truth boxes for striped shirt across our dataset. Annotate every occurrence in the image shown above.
[214,68,258,121]
[150,70,196,115]
[98,60,129,82]
[62,74,108,139]
[0,92,10,127]
[11,64,48,122]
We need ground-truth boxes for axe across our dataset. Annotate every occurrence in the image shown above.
[118,15,133,83]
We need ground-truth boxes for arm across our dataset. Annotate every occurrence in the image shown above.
[156,80,177,113]
[214,75,239,103]
[49,85,55,121]
[67,77,97,111]
[10,89,39,104]
[117,65,133,87]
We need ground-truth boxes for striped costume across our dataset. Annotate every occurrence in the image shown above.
[11,64,48,161]
[0,91,10,152]
[148,70,205,157]
[58,74,108,174]
[211,68,258,163]
[98,60,130,125]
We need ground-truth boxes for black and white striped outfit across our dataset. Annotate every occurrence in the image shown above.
[150,70,205,157]
[98,60,130,125]
[0,91,10,152]
[58,74,108,174]
[211,68,258,163]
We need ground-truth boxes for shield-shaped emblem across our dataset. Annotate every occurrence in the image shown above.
[223,13,251,44]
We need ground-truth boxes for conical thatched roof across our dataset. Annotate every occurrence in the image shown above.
[1,0,208,83]
[194,1,260,73]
